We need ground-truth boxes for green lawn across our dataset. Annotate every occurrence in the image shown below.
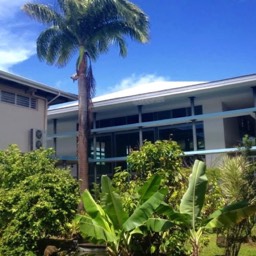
[200,234,256,256]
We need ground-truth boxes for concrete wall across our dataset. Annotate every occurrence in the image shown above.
[0,85,46,152]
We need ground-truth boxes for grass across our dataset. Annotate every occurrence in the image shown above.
[200,234,256,256]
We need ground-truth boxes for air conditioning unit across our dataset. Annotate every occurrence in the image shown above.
[30,129,45,150]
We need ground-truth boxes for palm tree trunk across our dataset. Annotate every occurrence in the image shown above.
[78,73,89,192]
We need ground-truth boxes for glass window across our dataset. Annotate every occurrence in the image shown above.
[172,108,187,118]
[17,95,29,107]
[31,98,37,109]
[142,112,154,122]
[195,105,203,115]
[196,122,205,149]
[159,123,193,151]
[1,91,15,104]
[90,135,112,160]
[143,129,155,142]
[156,110,171,120]
[114,117,126,126]
[115,132,139,157]
[127,115,139,124]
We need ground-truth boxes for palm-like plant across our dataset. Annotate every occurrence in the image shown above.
[23,0,149,191]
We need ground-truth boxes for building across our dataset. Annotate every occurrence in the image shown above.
[0,70,77,152]
[47,74,256,182]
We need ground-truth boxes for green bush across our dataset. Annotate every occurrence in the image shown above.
[0,145,80,256]
[112,140,190,255]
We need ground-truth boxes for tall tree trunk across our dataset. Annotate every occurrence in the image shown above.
[78,73,89,192]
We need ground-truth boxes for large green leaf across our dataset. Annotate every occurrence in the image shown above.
[207,201,248,220]
[146,218,174,232]
[138,174,162,203]
[81,190,113,232]
[157,203,192,225]
[78,215,117,243]
[101,175,129,229]
[206,204,256,229]
[180,160,208,229]
[122,191,164,231]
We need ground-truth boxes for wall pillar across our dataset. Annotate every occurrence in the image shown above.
[189,97,197,151]
[138,105,143,147]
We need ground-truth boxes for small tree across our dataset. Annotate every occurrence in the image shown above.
[0,145,80,256]
[217,152,256,256]
[112,140,190,255]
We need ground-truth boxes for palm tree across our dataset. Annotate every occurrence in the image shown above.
[23,0,149,192]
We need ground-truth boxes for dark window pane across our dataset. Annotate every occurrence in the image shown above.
[196,122,205,149]
[114,117,126,126]
[1,91,15,104]
[195,105,203,115]
[127,115,138,124]
[142,113,154,122]
[115,132,139,157]
[156,110,171,120]
[143,130,155,142]
[90,135,112,159]
[159,124,193,151]
[31,98,37,109]
[17,95,29,107]
[172,108,187,118]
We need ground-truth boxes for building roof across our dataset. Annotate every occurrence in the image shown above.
[48,73,256,117]
[0,70,78,105]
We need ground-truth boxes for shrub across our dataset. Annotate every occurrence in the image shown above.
[0,145,80,256]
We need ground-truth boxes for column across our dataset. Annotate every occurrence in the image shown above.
[138,105,143,147]
[189,97,197,151]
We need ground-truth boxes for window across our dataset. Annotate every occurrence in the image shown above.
[115,132,139,157]
[0,90,37,110]
[17,95,29,107]
[1,91,15,104]
[31,98,37,109]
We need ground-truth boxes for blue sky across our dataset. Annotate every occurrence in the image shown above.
[1,0,256,96]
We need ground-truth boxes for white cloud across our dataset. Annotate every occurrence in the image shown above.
[0,28,35,71]
[94,73,204,102]
[0,0,37,71]
[110,73,170,92]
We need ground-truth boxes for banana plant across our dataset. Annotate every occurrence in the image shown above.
[179,160,208,256]
[76,174,168,256]
[178,160,256,256]
[159,160,256,256]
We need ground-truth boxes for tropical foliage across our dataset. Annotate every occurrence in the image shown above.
[112,140,190,255]
[23,0,149,191]
[0,145,80,256]
[216,151,256,256]
[77,175,167,256]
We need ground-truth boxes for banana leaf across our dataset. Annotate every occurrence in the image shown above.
[146,218,174,232]
[81,190,113,233]
[180,160,208,230]
[101,175,129,229]
[157,203,192,225]
[123,191,165,232]
[205,203,256,229]
[78,215,117,243]
[138,174,162,203]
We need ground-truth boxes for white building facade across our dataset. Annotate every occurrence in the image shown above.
[0,71,77,152]
[47,74,256,183]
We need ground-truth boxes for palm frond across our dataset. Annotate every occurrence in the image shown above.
[24,0,149,68]
[23,3,63,25]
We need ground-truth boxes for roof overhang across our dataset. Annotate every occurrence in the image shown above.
[48,73,256,118]
[0,70,78,105]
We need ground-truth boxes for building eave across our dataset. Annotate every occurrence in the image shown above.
[93,73,256,108]
[47,73,256,117]
[0,70,78,105]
